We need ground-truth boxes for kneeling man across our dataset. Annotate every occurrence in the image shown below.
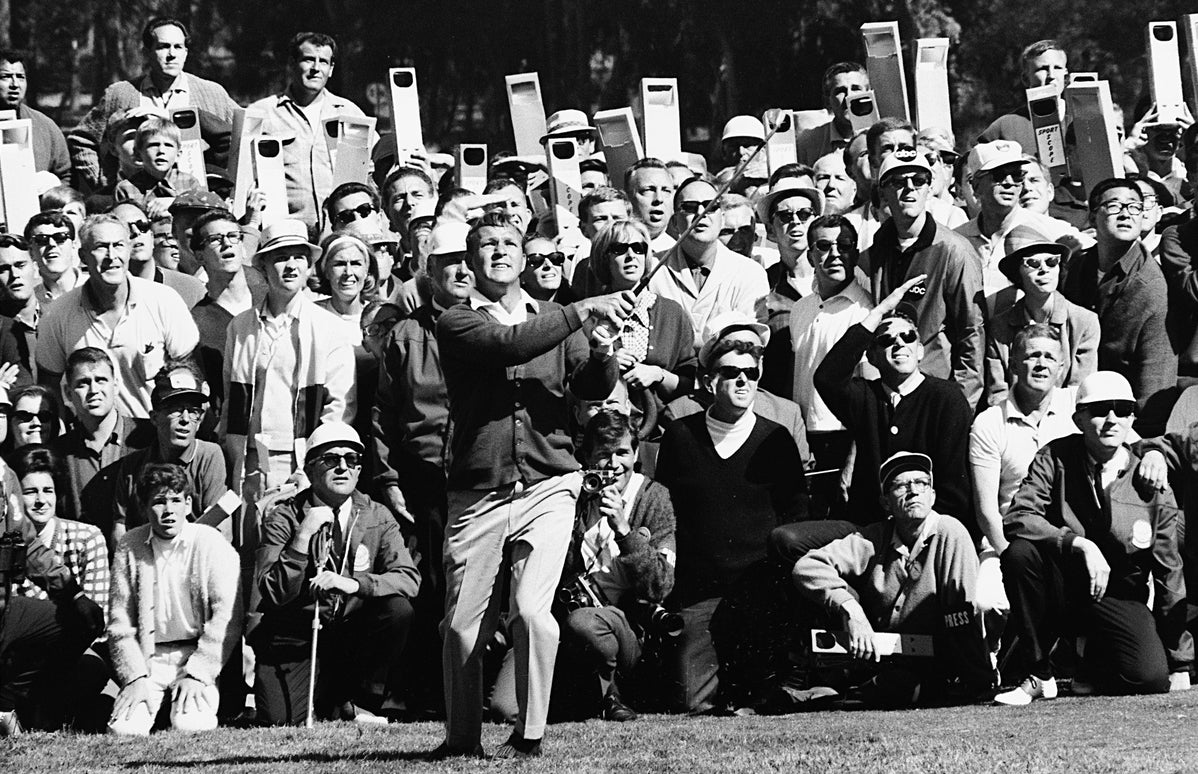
[108,463,242,735]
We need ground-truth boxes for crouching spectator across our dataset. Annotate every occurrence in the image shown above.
[997,372,1192,705]
[107,463,242,736]
[251,422,419,725]
[793,452,991,708]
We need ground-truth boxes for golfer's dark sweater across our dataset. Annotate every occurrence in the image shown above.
[814,323,976,537]
[656,412,807,603]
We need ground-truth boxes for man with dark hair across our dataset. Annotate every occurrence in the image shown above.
[0,49,69,182]
[0,233,40,384]
[68,17,238,192]
[252,422,419,725]
[797,62,870,165]
[1061,178,1174,403]
[434,211,632,758]
[24,211,81,305]
[107,462,241,735]
[569,186,633,298]
[382,166,435,247]
[325,182,384,234]
[249,31,375,238]
[978,40,1069,155]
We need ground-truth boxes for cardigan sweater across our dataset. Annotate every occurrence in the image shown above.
[1060,242,1176,404]
[437,299,617,491]
[107,523,242,686]
[220,294,356,490]
[814,323,976,535]
[656,412,807,603]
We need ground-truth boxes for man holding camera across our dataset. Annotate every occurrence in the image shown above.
[555,409,676,721]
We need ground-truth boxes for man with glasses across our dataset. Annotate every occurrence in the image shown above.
[790,215,874,514]
[715,194,756,258]
[863,147,985,409]
[112,361,229,543]
[0,233,41,384]
[249,32,375,238]
[24,211,81,305]
[112,201,205,306]
[997,371,1191,704]
[37,214,199,420]
[252,421,418,725]
[955,141,1079,297]
[793,451,990,707]
[648,178,769,341]
[325,182,384,234]
[1061,178,1174,403]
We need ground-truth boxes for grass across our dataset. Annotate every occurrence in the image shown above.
[7,691,1198,773]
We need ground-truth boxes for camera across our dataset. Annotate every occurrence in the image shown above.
[581,469,618,496]
[0,530,27,584]
[630,599,684,638]
[557,574,609,612]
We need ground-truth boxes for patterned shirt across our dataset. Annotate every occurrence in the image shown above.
[15,516,111,623]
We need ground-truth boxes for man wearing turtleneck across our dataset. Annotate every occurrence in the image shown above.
[656,329,807,713]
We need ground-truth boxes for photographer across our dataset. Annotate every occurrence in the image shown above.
[0,456,105,735]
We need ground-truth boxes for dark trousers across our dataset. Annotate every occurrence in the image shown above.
[1002,538,1170,694]
[251,596,414,725]
[670,596,721,713]
[396,460,447,709]
[562,605,641,699]
[0,595,97,725]
[769,519,858,569]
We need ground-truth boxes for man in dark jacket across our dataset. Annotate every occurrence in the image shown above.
[997,372,1192,705]
[251,422,419,726]
[1061,178,1175,405]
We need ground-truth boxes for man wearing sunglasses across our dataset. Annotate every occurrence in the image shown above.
[648,178,769,343]
[113,201,206,307]
[1061,178,1174,404]
[248,32,377,239]
[253,421,419,725]
[955,140,1080,297]
[998,371,1190,704]
[23,211,81,306]
[863,147,985,411]
[325,182,384,235]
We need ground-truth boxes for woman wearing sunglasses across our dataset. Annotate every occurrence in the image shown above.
[519,235,576,305]
[589,220,697,416]
[4,384,63,460]
[984,225,1099,406]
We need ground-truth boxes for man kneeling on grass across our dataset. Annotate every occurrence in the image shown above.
[108,463,242,735]
[792,452,992,707]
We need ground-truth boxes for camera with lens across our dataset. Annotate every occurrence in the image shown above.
[581,469,619,496]
[0,529,27,585]
[557,574,609,612]
[630,598,684,638]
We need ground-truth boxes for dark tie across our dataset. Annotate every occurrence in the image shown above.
[330,515,346,569]
[1093,463,1106,511]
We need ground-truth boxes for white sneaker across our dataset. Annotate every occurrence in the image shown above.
[1170,672,1192,692]
[0,709,22,736]
[994,676,1058,706]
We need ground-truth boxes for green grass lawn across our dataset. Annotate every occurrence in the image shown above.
[7,690,1198,773]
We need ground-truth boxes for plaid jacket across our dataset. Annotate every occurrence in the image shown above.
[15,517,110,623]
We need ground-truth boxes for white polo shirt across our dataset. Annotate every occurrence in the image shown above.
[37,276,200,419]
[969,386,1078,515]
[789,281,874,433]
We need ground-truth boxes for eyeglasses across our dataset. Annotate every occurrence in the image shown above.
[333,202,377,226]
[812,238,857,255]
[1140,195,1159,209]
[1021,254,1061,271]
[314,451,362,469]
[154,234,178,247]
[677,199,714,216]
[719,225,755,239]
[126,220,151,237]
[873,328,919,348]
[984,167,1025,184]
[881,173,932,191]
[889,478,932,494]
[526,251,566,269]
[772,207,815,224]
[164,405,204,419]
[199,231,244,248]
[1094,200,1144,216]
[607,242,649,257]
[713,365,761,381]
[30,232,70,248]
[1080,400,1135,418]
[13,410,55,424]
[362,317,399,338]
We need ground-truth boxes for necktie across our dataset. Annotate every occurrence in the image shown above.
[1093,463,1106,511]
[330,514,346,569]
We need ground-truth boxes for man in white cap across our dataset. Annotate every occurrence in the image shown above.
[434,211,633,758]
[719,115,765,173]
[540,109,597,157]
[372,220,473,712]
[998,371,1191,704]
[954,140,1079,296]
[37,213,200,420]
[756,172,823,324]
[252,421,419,724]
[220,219,356,556]
[648,177,769,342]
[861,146,985,410]
[792,451,990,707]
